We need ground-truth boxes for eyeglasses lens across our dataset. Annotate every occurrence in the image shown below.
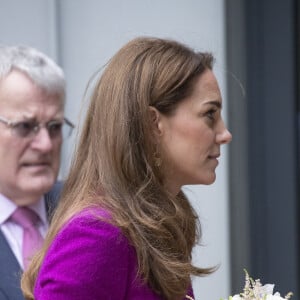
[12,121,72,139]
[14,121,37,138]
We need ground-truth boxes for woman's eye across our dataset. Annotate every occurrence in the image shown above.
[206,109,217,120]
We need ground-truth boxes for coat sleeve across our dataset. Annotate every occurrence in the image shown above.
[34,213,132,300]
[185,285,195,299]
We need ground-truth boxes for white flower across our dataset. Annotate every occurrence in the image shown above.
[258,283,275,295]
[222,270,293,300]
[231,296,242,300]
[221,295,242,300]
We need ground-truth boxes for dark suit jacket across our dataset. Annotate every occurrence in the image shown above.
[0,182,63,300]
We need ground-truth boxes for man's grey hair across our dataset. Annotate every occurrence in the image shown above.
[0,45,65,99]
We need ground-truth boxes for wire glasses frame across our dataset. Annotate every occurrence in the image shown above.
[0,115,75,140]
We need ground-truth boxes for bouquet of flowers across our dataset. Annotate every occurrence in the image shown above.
[221,270,293,300]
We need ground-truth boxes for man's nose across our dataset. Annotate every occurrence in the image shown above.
[30,127,54,152]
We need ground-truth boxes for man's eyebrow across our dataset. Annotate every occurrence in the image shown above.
[20,114,36,120]
[203,100,222,109]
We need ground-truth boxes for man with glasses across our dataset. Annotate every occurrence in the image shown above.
[0,46,74,300]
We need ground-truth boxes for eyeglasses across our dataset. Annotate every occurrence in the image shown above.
[0,116,75,139]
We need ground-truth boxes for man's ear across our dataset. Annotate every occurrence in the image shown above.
[149,106,163,136]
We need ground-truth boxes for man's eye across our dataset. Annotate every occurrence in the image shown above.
[17,121,35,129]
[48,122,63,133]
[14,121,36,136]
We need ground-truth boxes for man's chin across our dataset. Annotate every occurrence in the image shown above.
[22,177,56,196]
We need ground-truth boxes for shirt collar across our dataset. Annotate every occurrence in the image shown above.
[0,193,47,225]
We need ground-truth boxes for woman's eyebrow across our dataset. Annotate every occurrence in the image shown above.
[203,100,222,109]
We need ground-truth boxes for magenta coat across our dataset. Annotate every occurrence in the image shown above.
[34,209,195,300]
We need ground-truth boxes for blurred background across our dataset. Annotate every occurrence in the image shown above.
[0,0,299,299]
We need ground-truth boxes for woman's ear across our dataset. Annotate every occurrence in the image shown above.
[149,106,163,136]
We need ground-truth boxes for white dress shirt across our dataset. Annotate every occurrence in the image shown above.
[0,194,49,270]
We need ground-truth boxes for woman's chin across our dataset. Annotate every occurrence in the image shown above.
[198,173,216,185]
[184,173,216,186]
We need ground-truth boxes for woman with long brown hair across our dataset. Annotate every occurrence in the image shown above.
[21,36,232,300]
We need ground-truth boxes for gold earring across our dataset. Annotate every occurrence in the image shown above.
[154,149,162,167]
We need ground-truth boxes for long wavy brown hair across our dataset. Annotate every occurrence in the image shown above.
[21,37,215,300]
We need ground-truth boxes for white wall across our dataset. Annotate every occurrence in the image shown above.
[0,1,230,298]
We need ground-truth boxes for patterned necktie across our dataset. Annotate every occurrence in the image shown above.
[10,207,44,269]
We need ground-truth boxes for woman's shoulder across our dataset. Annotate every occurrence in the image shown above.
[42,206,134,276]
[57,207,123,243]
[35,209,137,299]
[66,207,112,226]
[69,206,111,221]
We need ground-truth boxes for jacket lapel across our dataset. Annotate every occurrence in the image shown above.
[44,181,63,220]
[0,231,23,299]
[0,182,62,300]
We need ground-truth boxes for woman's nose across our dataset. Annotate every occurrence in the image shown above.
[216,121,232,144]
[220,128,232,144]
